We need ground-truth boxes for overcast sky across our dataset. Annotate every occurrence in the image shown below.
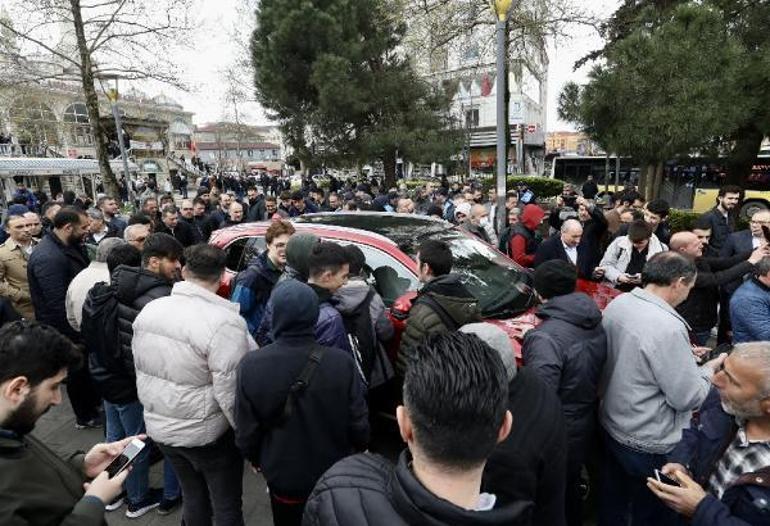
[162,0,619,132]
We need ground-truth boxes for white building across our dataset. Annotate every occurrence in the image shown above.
[410,22,548,176]
[193,122,284,173]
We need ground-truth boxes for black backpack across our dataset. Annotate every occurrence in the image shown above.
[341,288,380,385]
[81,282,122,373]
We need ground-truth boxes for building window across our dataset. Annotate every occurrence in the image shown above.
[9,96,60,148]
[63,103,94,146]
[465,108,479,128]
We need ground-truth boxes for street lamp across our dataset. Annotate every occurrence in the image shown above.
[102,76,136,208]
[492,0,515,235]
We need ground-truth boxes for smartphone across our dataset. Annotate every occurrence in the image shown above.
[762,225,770,244]
[105,438,145,478]
[654,468,679,486]
[705,343,734,363]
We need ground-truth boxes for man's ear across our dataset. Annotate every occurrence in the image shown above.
[497,410,513,444]
[760,398,770,418]
[396,405,413,445]
[1,376,30,406]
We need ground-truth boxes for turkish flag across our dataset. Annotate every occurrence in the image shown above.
[481,74,493,97]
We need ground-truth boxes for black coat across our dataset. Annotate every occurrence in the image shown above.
[676,253,754,332]
[701,207,736,253]
[304,451,533,526]
[27,232,89,341]
[109,266,173,403]
[235,280,369,498]
[157,220,196,247]
[533,236,581,273]
[522,293,606,471]
[246,197,266,222]
[483,367,568,526]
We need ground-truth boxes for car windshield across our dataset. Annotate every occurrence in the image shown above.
[296,213,536,318]
[409,229,536,318]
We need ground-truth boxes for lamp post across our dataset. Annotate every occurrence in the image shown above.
[103,76,136,208]
[493,0,514,236]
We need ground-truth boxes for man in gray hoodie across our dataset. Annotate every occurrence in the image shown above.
[598,251,726,526]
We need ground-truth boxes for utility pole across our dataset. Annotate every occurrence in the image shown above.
[493,0,515,236]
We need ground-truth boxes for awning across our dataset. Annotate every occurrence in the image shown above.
[0,157,139,177]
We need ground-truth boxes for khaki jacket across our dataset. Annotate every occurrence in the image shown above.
[0,238,36,319]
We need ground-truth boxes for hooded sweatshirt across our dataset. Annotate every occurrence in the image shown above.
[522,292,607,452]
[508,204,545,267]
[235,280,369,498]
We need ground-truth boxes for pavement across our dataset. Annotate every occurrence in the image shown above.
[32,392,274,526]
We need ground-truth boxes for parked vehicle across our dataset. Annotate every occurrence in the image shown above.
[209,213,619,361]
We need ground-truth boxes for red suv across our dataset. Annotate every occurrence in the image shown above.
[209,212,618,361]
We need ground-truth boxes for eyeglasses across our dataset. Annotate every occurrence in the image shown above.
[750,220,770,226]
[131,236,147,243]
[181,207,193,211]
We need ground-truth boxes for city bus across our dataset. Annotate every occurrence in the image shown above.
[549,153,770,215]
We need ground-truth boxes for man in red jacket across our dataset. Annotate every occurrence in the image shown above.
[507,204,545,267]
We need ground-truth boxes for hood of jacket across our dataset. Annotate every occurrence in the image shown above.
[520,204,545,231]
[391,451,532,526]
[285,233,319,281]
[271,279,319,339]
[422,274,479,324]
[536,292,602,329]
[332,279,370,315]
[112,265,171,306]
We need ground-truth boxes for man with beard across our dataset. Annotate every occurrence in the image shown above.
[649,342,770,525]
[246,185,266,222]
[0,321,136,525]
[27,207,101,429]
[699,185,741,254]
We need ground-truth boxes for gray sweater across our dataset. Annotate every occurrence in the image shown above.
[599,287,712,454]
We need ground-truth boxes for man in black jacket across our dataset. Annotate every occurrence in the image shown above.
[27,206,100,429]
[699,185,741,254]
[236,279,369,526]
[303,331,532,526]
[671,231,768,345]
[157,206,196,247]
[523,260,607,526]
[246,185,266,222]
[90,233,183,518]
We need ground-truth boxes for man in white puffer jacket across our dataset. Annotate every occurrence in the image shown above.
[133,244,256,526]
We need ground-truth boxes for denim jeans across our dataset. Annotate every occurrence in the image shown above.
[104,400,181,503]
[599,430,683,526]
[159,430,244,526]
[104,400,150,504]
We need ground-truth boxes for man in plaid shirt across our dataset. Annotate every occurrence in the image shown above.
[648,342,770,525]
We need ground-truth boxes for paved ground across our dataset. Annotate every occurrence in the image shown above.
[32,392,274,526]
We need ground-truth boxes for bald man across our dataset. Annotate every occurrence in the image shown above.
[459,204,493,244]
[534,219,584,271]
[672,230,769,345]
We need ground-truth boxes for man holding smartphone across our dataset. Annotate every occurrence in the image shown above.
[0,321,139,525]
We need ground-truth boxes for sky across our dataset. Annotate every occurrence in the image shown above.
[161,0,620,132]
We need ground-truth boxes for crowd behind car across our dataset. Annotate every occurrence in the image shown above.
[0,172,770,526]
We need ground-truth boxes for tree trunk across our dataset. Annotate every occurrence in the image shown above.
[726,126,764,186]
[638,162,651,200]
[651,161,664,200]
[382,149,397,189]
[69,0,120,200]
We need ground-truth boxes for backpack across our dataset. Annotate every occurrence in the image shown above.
[340,287,394,388]
[81,282,122,374]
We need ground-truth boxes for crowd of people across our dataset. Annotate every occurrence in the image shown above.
[0,172,769,526]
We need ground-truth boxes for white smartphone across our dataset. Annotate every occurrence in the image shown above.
[105,438,145,478]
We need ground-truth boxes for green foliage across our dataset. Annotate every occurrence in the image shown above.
[560,4,748,168]
[251,0,461,186]
[668,209,700,233]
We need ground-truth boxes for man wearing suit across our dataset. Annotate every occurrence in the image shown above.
[534,219,583,274]
[717,209,770,342]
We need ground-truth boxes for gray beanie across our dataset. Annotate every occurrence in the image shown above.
[285,232,319,280]
[460,322,517,382]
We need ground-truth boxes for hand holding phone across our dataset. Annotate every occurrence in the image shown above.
[654,468,680,486]
[105,438,145,478]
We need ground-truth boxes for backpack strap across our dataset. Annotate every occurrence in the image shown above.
[277,346,326,425]
[415,294,459,331]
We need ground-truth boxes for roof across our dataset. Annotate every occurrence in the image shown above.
[0,157,139,177]
[195,142,280,150]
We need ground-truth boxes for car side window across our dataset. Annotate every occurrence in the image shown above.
[224,237,266,272]
[352,243,418,306]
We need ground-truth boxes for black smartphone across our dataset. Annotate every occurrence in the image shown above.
[654,469,679,486]
[762,225,770,244]
[105,438,145,478]
[705,343,734,363]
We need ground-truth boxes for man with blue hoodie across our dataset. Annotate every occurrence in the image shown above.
[235,280,369,526]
